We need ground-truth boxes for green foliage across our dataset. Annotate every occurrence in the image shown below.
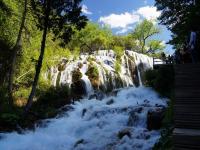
[147,40,165,53]
[132,19,160,53]
[0,113,20,125]
[68,22,113,53]
[113,46,124,60]
[86,64,99,80]
[155,0,200,48]
[115,60,121,73]
[144,66,174,98]
[145,66,174,150]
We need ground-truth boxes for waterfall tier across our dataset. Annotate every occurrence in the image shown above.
[47,50,153,95]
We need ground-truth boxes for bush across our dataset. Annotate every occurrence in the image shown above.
[144,66,174,98]
[86,65,99,80]
[113,46,124,59]
[115,60,121,73]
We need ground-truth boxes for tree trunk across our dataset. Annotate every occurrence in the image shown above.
[141,39,145,54]
[24,0,51,113]
[8,0,28,105]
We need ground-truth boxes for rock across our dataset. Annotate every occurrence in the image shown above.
[88,94,97,100]
[147,108,166,130]
[109,89,120,96]
[71,80,87,99]
[74,139,85,148]
[88,91,105,100]
[106,99,114,105]
[118,128,131,139]
[127,111,139,126]
[136,132,150,140]
[144,99,150,103]
[82,108,87,117]
[127,107,143,126]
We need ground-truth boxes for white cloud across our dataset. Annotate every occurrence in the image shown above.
[99,12,140,29]
[81,4,92,15]
[137,6,161,20]
[98,6,161,34]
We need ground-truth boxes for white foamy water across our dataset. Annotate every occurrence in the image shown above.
[0,87,167,150]
[48,50,153,91]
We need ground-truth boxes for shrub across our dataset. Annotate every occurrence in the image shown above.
[115,60,121,73]
[86,65,99,80]
[144,66,174,98]
[114,46,124,59]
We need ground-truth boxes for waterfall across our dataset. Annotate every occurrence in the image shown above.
[81,74,93,95]
[0,50,167,150]
[47,50,153,93]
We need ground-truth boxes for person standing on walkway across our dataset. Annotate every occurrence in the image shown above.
[188,26,198,63]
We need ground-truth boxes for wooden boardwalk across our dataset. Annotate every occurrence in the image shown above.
[173,64,200,150]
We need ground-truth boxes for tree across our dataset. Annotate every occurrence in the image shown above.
[8,0,28,105]
[155,0,200,48]
[132,19,160,53]
[147,40,165,53]
[68,22,112,53]
[25,0,87,112]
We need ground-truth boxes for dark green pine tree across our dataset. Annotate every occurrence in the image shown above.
[25,0,87,112]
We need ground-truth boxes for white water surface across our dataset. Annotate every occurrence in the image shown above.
[0,87,167,150]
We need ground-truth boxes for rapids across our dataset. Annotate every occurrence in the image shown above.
[0,87,167,150]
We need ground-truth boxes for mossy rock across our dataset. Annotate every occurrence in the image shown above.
[58,64,66,71]
[72,68,82,83]
[71,80,87,98]
[86,65,100,89]
[78,62,83,69]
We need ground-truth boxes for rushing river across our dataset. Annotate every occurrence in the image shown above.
[0,87,167,150]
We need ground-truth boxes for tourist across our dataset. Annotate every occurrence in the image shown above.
[188,26,198,63]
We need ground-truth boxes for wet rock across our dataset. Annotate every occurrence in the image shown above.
[147,108,166,130]
[136,132,151,140]
[74,139,85,148]
[109,89,120,96]
[71,80,87,98]
[127,107,143,126]
[127,111,139,126]
[118,128,132,139]
[82,108,87,117]
[88,91,105,100]
[95,91,105,100]
[89,94,97,100]
[144,99,150,103]
[106,99,114,105]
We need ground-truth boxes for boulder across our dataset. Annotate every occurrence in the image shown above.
[88,91,105,100]
[117,128,132,139]
[106,99,114,105]
[74,139,85,148]
[147,108,166,130]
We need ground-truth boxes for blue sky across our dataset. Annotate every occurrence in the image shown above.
[81,0,173,54]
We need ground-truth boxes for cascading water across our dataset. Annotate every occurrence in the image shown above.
[0,87,167,150]
[0,50,166,150]
[47,50,153,93]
